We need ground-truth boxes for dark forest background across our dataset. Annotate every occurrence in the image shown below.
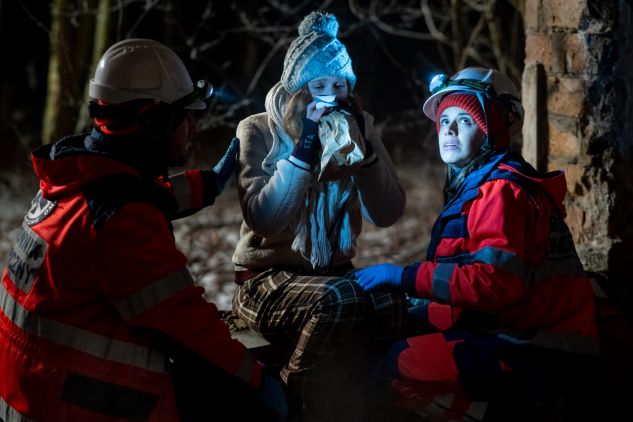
[0,0,526,307]
[0,0,524,177]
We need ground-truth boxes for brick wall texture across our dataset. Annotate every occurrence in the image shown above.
[522,0,633,305]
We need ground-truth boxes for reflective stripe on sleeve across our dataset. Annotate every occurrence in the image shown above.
[432,246,587,304]
[61,372,159,419]
[169,172,193,213]
[431,263,455,303]
[471,246,585,284]
[471,246,528,278]
[498,330,601,355]
[234,350,257,385]
[0,282,167,373]
[0,395,35,422]
[532,256,585,282]
[115,268,194,320]
[530,330,601,355]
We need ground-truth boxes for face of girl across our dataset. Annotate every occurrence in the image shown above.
[438,106,484,168]
[307,76,349,100]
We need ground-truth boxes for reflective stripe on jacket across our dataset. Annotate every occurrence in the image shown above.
[402,151,599,355]
[0,134,261,421]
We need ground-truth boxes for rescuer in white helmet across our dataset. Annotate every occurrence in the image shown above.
[0,38,287,421]
[88,38,214,170]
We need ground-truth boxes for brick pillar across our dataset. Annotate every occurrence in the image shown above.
[522,0,633,305]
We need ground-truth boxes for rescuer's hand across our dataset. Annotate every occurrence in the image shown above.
[212,137,240,194]
[255,375,288,422]
[354,263,404,291]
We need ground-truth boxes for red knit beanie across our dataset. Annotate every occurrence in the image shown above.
[436,93,510,149]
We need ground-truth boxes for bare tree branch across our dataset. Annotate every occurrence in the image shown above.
[450,0,463,69]
[16,0,51,33]
[369,26,423,106]
[125,0,161,37]
[462,0,487,12]
[420,0,451,45]
[458,13,486,69]
[246,37,288,96]
[484,0,506,73]
[116,0,123,40]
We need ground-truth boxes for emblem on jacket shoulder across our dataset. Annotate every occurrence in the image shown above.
[24,190,57,226]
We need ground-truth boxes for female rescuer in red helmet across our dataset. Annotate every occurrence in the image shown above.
[0,39,286,421]
[353,67,600,421]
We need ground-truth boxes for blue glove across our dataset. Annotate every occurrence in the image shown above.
[255,375,288,422]
[212,137,240,194]
[354,263,404,291]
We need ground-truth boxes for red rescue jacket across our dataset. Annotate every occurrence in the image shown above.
[0,133,261,421]
[402,152,599,354]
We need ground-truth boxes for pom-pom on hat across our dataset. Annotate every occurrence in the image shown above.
[281,11,356,94]
[436,93,511,150]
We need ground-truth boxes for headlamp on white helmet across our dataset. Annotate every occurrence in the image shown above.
[429,74,499,98]
[171,80,214,109]
[423,67,524,136]
[89,38,212,110]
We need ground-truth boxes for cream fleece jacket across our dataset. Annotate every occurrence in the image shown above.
[232,111,406,271]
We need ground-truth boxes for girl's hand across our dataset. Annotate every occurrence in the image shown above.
[306,101,327,123]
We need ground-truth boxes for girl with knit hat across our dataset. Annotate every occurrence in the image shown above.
[354,67,599,420]
[231,10,407,421]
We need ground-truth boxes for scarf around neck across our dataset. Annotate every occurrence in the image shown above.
[263,82,359,270]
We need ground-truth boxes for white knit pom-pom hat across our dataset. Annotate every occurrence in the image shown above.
[281,11,356,93]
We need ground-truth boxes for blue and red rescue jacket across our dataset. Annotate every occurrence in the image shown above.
[0,132,261,421]
[402,151,599,354]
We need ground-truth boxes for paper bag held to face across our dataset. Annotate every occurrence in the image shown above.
[317,110,365,181]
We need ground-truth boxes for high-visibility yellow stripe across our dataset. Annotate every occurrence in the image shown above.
[0,282,167,373]
[0,395,34,422]
[114,267,194,320]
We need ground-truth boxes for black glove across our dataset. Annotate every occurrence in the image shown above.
[362,138,378,167]
[290,117,320,166]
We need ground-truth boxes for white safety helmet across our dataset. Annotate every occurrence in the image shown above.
[422,67,524,136]
[89,38,211,110]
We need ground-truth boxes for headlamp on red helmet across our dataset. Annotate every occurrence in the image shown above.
[429,74,500,99]
[423,67,524,138]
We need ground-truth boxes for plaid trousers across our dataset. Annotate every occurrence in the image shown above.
[232,267,407,394]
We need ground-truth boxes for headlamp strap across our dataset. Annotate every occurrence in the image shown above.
[430,76,498,99]
[171,80,213,109]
